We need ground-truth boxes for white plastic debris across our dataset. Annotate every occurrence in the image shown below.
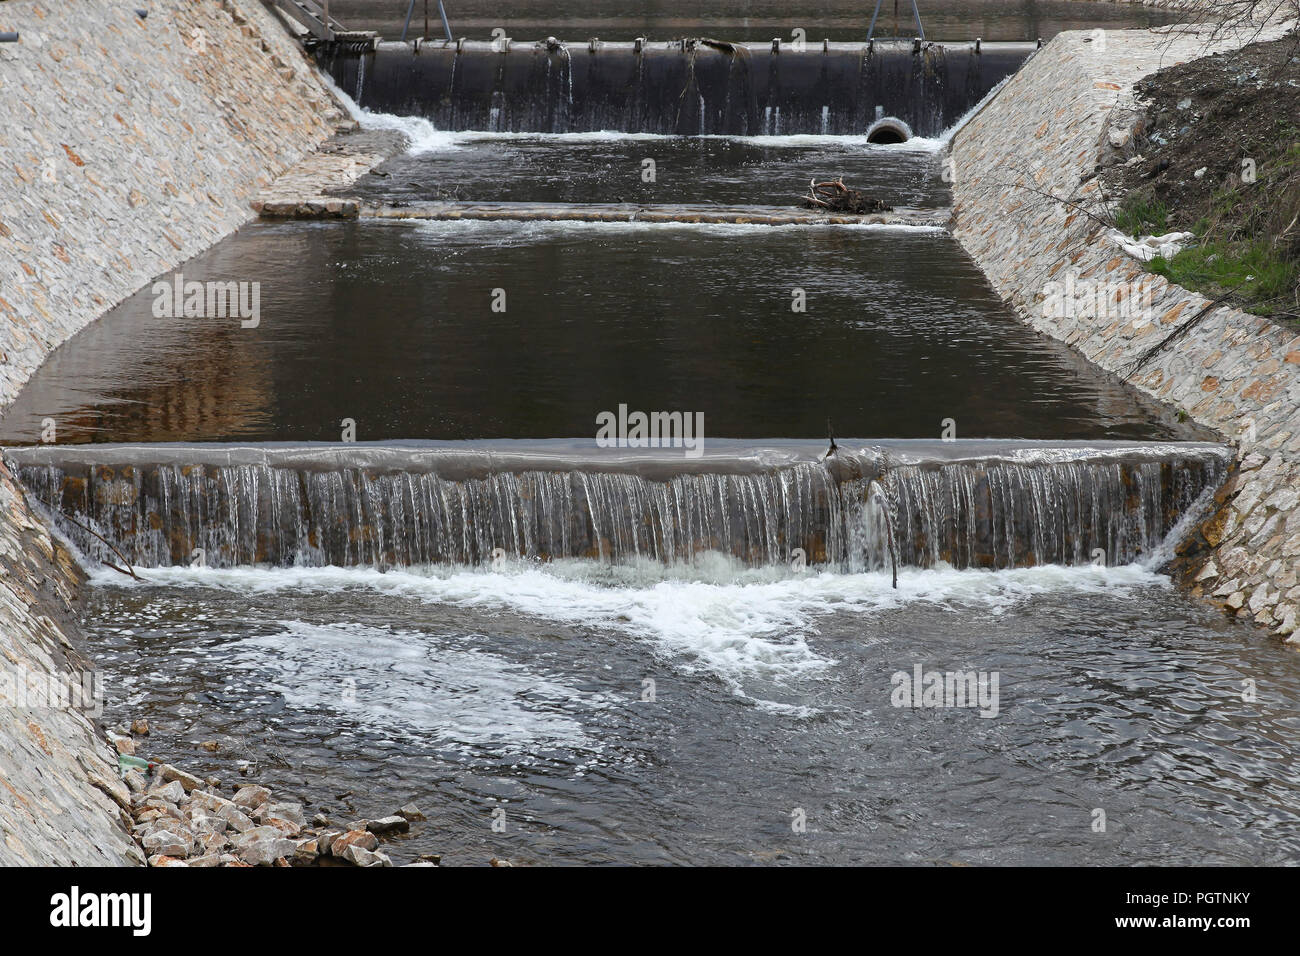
[1106,228,1195,262]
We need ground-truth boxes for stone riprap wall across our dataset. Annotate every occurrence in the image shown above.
[0,0,345,864]
[950,21,1300,641]
[0,460,143,864]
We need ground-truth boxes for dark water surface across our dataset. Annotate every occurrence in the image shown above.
[343,134,950,207]
[0,218,1201,445]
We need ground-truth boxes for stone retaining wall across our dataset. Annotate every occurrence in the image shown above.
[950,20,1300,641]
[0,0,342,864]
[0,460,144,864]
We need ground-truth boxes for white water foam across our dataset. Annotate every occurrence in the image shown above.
[354,109,462,154]
[322,72,461,154]
[227,620,606,755]
[94,559,1167,711]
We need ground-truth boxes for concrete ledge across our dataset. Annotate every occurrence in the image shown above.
[256,197,361,218]
[358,201,951,228]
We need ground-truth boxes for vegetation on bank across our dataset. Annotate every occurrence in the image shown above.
[1103,37,1300,325]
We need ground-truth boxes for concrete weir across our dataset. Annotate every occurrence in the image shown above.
[316,38,1035,137]
[258,198,953,227]
[6,440,1229,573]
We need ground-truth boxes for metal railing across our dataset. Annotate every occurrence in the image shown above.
[270,0,346,41]
[400,0,453,44]
[867,0,925,43]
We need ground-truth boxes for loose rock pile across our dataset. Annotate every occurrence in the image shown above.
[126,767,431,867]
[114,723,433,867]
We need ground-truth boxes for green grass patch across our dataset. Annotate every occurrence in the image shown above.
[1114,195,1169,237]
[1150,239,1297,315]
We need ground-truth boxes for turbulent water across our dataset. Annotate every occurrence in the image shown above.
[85,559,1300,865]
[341,132,951,207]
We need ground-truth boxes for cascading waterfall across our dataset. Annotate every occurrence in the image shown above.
[8,442,1230,573]
[879,459,1191,570]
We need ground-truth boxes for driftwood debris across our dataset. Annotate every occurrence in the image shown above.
[802,178,893,214]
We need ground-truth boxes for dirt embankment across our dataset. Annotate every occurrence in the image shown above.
[1100,35,1300,324]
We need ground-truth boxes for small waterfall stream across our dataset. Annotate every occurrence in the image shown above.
[7,442,1229,573]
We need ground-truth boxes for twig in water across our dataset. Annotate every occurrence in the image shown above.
[869,478,899,590]
[999,177,1117,233]
[61,514,142,581]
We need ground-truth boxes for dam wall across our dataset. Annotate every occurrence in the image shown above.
[0,0,341,865]
[7,440,1229,574]
[317,39,1034,137]
[949,22,1300,640]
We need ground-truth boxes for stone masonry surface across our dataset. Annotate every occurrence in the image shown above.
[0,0,348,864]
[0,458,143,865]
[950,18,1300,642]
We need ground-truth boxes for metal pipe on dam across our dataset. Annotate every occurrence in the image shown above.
[315,38,1036,137]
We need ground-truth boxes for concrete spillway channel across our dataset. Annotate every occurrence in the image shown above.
[6,440,1229,573]
[315,38,1036,138]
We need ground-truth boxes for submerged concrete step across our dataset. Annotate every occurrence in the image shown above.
[258,199,951,227]
[365,201,951,227]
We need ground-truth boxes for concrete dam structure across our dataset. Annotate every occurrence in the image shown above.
[8,440,1228,572]
[316,38,1036,138]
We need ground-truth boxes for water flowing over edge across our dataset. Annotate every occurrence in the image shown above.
[321,70,956,156]
[10,441,1231,575]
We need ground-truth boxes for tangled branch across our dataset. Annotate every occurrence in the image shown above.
[803,178,893,214]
